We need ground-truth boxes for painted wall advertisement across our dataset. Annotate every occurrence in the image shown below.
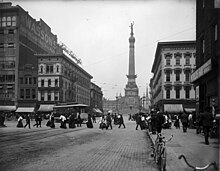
[19,10,58,54]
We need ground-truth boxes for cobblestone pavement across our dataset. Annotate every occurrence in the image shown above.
[1,118,158,171]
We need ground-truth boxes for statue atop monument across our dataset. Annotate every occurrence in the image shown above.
[130,22,134,35]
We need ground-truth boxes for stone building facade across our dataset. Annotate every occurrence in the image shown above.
[150,41,196,113]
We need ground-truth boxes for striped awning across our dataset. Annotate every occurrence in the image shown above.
[0,106,16,111]
[38,104,54,112]
[164,104,183,113]
[16,107,35,113]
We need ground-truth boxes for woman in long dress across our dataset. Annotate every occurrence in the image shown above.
[17,114,23,128]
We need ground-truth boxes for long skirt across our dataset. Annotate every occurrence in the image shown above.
[87,121,93,128]
[17,120,23,128]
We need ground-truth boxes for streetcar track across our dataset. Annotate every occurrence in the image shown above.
[0,127,86,148]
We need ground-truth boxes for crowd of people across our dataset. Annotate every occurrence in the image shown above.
[0,106,218,145]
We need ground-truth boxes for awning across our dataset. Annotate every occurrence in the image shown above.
[93,108,102,113]
[0,106,16,111]
[164,104,183,113]
[16,107,35,113]
[38,104,54,112]
[184,108,196,113]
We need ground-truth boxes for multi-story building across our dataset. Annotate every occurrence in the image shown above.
[37,53,93,112]
[191,0,220,114]
[102,98,117,114]
[150,41,196,113]
[90,82,103,115]
[0,2,59,112]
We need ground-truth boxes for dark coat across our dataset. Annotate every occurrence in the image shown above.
[200,111,213,127]
[181,113,188,123]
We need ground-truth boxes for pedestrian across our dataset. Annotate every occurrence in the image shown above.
[188,113,193,129]
[106,113,112,130]
[181,111,188,133]
[118,114,126,128]
[150,111,157,134]
[200,106,213,145]
[17,114,23,128]
[128,114,131,121]
[174,115,180,129]
[92,114,96,123]
[77,112,82,127]
[33,113,39,127]
[86,114,93,128]
[49,112,55,128]
[0,113,6,127]
[69,113,75,129]
[155,111,165,134]
[24,114,31,129]
[135,114,141,130]
[60,114,67,129]
[37,114,42,127]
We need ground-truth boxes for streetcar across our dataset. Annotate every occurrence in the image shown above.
[53,103,89,123]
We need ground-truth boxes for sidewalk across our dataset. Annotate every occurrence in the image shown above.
[148,126,219,171]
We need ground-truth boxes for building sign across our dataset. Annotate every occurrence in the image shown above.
[19,10,57,54]
[196,86,199,101]
[191,59,212,82]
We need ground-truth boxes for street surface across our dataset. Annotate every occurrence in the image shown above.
[0,118,157,171]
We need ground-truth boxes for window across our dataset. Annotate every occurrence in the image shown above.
[48,92,51,101]
[12,16,16,26]
[176,72,180,81]
[185,58,190,65]
[55,79,58,87]
[40,65,43,73]
[166,58,171,65]
[48,79,51,87]
[20,89,24,99]
[215,24,218,41]
[20,78,23,84]
[166,89,170,99]
[32,89,36,99]
[166,72,170,82]
[26,89,30,99]
[2,17,6,27]
[8,43,14,48]
[41,91,44,101]
[176,89,180,99]
[7,17,11,26]
[29,77,32,84]
[54,91,59,101]
[41,80,44,87]
[185,71,190,82]
[56,65,59,73]
[33,77,36,84]
[176,58,180,65]
[185,89,190,99]
[25,77,28,84]
[46,65,53,73]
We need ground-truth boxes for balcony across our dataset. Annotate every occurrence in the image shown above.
[38,86,60,91]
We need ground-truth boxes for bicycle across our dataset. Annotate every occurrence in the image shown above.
[151,133,173,171]
[179,154,218,171]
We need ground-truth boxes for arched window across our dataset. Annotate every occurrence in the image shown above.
[56,65,59,73]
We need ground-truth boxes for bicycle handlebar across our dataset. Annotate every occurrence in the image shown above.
[178,154,218,171]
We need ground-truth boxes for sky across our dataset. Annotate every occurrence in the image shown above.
[9,0,196,100]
